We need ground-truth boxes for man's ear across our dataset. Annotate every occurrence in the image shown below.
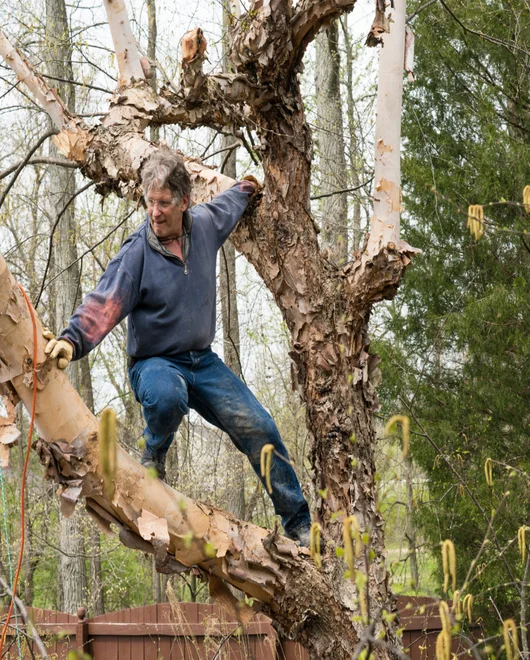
[182,195,190,211]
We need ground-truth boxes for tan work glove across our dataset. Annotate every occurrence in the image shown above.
[242,174,262,196]
[43,328,74,369]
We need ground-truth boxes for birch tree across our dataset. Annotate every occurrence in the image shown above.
[0,0,413,656]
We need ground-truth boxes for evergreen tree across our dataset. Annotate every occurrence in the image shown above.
[378,0,530,628]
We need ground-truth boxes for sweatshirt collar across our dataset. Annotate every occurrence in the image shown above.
[146,209,193,260]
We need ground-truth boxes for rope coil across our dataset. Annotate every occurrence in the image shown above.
[0,284,38,656]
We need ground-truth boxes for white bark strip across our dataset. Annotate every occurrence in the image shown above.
[367,0,407,257]
[103,0,145,87]
[0,30,70,130]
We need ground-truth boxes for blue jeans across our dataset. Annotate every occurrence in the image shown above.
[128,349,311,537]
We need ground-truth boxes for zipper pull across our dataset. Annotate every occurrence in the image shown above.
[184,262,188,275]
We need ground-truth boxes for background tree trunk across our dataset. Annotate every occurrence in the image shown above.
[341,15,363,251]
[315,20,349,264]
[45,0,88,614]
[146,0,159,144]
[220,5,246,522]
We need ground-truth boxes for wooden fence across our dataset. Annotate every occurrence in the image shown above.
[2,597,476,659]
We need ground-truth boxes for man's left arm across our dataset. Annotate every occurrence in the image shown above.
[203,179,259,247]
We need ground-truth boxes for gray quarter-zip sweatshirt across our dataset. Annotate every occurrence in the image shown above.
[59,181,254,360]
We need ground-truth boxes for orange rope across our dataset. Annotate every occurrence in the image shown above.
[0,284,38,655]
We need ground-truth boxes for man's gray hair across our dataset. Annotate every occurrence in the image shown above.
[141,149,191,203]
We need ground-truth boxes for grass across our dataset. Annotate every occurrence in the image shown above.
[386,546,439,596]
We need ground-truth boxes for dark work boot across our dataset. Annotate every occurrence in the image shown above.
[286,525,311,548]
[141,450,166,480]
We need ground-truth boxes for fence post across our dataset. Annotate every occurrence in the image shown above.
[76,607,89,654]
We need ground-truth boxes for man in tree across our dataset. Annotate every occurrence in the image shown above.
[43,149,312,546]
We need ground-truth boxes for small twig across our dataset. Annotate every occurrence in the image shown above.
[241,128,261,165]
[38,209,135,296]
[204,142,239,162]
[0,574,49,659]
[211,625,241,660]
[35,181,96,308]
[438,0,530,57]
[311,177,374,201]
[200,131,220,159]
[0,129,58,210]
[220,144,239,174]
[0,157,78,181]
[41,73,114,95]
[406,0,439,22]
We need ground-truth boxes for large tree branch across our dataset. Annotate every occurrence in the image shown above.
[291,0,357,65]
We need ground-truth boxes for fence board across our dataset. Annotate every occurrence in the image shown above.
[2,596,479,659]
[118,604,131,660]
[129,600,145,660]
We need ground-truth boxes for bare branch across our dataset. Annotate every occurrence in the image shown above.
[102,0,145,87]
[310,177,374,201]
[439,0,530,57]
[0,130,58,210]
[35,181,96,308]
[0,574,50,659]
[406,0,439,23]
[0,29,72,129]
[0,157,78,181]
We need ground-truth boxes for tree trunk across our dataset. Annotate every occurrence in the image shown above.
[341,14,363,251]
[404,457,419,590]
[315,21,349,263]
[152,557,161,603]
[45,0,87,614]
[219,5,246,522]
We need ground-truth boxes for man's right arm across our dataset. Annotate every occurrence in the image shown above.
[57,257,139,362]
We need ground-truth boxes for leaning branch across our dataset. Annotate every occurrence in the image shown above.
[0,254,360,657]
[0,29,72,130]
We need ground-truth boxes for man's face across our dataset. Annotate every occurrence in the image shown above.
[146,187,189,239]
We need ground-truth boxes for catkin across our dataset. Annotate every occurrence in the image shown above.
[260,444,274,494]
[484,457,493,487]
[384,415,410,458]
[99,408,117,499]
[503,619,518,660]
[310,523,322,569]
[467,205,484,240]
[441,540,457,593]
[518,526,527,563]
[523,186,530,213]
